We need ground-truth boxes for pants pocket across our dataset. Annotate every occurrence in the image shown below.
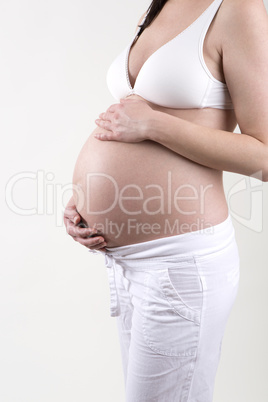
[142,259,203,357]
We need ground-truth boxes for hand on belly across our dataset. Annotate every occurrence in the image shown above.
[72,128,227,247]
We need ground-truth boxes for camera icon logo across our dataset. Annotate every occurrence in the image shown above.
[226,172,263,232]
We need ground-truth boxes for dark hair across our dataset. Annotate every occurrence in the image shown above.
[137,0,169,38]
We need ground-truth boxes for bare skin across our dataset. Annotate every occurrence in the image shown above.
[65,0,268,250]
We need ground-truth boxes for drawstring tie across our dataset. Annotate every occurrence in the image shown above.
[104,253,121,317]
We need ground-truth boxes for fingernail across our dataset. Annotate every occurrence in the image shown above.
[74,216,79,224]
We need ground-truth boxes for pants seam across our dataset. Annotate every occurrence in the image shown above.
[185,256,205,402]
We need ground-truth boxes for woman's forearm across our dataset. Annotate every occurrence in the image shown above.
[148,110,268,181]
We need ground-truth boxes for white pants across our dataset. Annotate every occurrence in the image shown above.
[103,215,240,402]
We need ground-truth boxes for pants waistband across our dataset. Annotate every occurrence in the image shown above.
[105,214,235,260]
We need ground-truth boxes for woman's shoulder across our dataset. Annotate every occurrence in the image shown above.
[215,0,268,52]
[220,0,268,28]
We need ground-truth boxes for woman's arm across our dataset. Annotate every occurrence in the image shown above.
[147,112,268,180]
[146,0,268,180]
[95,0,268,181]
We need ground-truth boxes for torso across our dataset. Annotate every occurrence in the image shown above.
[72,0,238,247]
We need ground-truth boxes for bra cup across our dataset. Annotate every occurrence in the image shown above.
[106,0,233,110]
[133,35,209,109]
[106,45,131,101]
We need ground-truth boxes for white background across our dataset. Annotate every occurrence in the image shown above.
[1,0,268,401]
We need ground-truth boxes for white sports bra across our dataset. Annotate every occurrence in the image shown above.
[106,0,233,110]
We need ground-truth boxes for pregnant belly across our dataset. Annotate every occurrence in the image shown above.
[72,127,228,247]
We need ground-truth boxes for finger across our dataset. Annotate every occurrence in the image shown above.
[66,219,91,235]
[66,221,100,238]
[95,118,113,131]
[76,236,107,249]
[64,215,81,229]
[94,131,115,141]
[64,207,81,224]
[99,111,114,121]
[64,212,81,225]
[97,247,107,253]
[107,103,122,113]
[67,214,81,225]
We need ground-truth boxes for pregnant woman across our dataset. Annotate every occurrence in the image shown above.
[64,0,268,400]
